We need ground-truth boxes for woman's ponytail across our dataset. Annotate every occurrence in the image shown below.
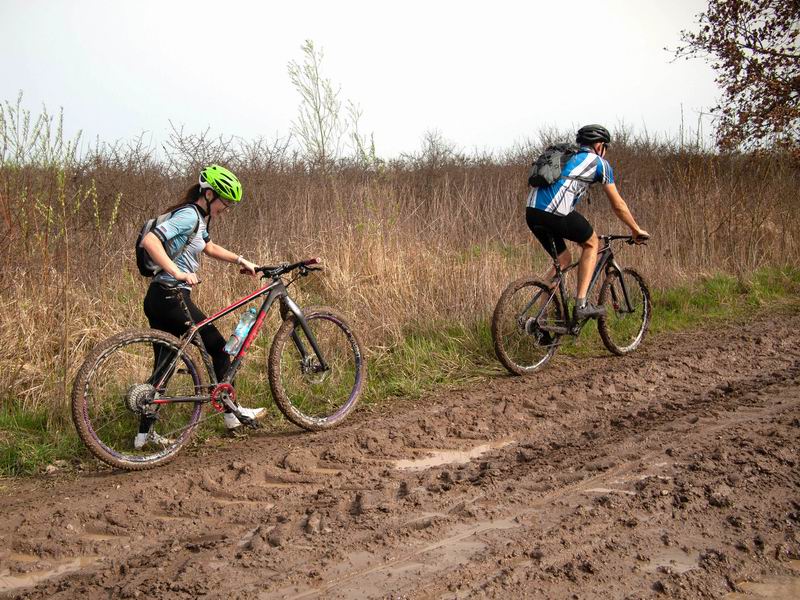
[182,183,203,204]
[162,184,203,214]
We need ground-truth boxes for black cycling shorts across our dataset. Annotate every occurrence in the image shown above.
[525,207,594,258]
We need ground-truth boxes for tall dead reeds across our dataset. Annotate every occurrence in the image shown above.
[1,116,798,424]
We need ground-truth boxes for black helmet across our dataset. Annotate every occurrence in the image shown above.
[576,124,611,145]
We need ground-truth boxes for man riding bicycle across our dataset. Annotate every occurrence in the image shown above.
[525,124,649,320]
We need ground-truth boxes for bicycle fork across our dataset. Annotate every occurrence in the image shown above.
[281,296,330,374]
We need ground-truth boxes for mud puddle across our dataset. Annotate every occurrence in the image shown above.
[0,557,99,594]
[392,439,515,471]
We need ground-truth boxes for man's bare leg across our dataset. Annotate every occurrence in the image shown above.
[573,233,605,319]
[576,233,598,300]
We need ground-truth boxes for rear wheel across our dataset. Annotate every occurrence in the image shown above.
[492,278,564,375]
[268,306,366,430]
[598,268,651,355]
[71,329,206,470]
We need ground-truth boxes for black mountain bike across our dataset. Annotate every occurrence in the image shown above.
[72,258,366,470]
[492,234,651,375]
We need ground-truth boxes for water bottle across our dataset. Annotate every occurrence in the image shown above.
[223,307,258,355]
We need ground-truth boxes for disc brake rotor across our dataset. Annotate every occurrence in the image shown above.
[301,356,329,384]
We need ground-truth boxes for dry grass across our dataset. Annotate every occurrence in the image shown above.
[1,132,798,426]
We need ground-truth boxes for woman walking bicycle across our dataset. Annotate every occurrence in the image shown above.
[72,164,366,470]
[137,165,265,448]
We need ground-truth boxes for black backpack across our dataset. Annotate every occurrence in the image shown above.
[135,204,201,277]
[527,143,591,188]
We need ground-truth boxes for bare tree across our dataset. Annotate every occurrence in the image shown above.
[287,40,345,167]
[674,0,799,154]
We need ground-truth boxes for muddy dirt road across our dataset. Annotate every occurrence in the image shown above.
[1,312,799,599]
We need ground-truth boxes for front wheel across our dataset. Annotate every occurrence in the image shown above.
[268,306,366,431]
[71,329,206,470]
[597,268,651,355]
[492,278,564,375]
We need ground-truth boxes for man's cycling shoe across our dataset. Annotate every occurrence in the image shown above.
[224,405,267,430]
[133,431,174,450]
[574,302,606,320]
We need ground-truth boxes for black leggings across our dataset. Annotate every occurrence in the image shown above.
[143,283,230,382]
[140,284,232,434]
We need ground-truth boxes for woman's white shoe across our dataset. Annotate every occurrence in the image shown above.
[133,431,174,450]
[223,406,267,429]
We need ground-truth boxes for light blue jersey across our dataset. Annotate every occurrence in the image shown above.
[152,206,211,289]
[526,146,614,216]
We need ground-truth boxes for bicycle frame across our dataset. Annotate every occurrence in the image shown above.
[150,277,326,405]
[532,234,637,335]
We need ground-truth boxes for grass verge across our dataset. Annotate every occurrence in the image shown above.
[2,266,798,478]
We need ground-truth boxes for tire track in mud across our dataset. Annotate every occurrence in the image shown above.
[1,312,799,599]
[278,358,800,599]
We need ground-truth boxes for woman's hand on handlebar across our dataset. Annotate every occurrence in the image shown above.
[174,271,200,286]
[237,257,259,277]
[632,228,650,244]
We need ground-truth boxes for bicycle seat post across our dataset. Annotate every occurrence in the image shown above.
[549,237,562,276]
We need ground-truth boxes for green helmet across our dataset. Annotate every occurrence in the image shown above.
[199,164,243,202]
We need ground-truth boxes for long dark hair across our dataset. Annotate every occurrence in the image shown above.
[163,183,204,214]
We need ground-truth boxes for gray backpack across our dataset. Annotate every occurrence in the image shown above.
[528,143,591,188]
[135,204,201,277]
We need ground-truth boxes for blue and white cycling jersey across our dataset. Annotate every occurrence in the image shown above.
[152,206,211,289]
[526,146,614,216]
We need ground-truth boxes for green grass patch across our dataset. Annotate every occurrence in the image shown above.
[365,320,499,401]
[0,405,82,477]
[650,266,800,333]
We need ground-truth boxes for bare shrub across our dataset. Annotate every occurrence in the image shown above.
[1,108,798,424]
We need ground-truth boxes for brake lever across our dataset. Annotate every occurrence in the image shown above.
[299,265,323,276]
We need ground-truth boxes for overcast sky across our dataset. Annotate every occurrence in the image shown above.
[0,0,719,157]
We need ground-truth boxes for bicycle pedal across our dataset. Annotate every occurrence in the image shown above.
[237,416,260,430]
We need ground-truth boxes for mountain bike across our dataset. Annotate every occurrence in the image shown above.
[71,258,366,470]
[492,234,650,375]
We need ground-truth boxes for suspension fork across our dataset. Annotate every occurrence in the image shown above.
[280,296,330,371]
[605,258,634,313]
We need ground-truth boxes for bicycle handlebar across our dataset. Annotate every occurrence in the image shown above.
[255,257,323,279]
[599,234,649,246]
